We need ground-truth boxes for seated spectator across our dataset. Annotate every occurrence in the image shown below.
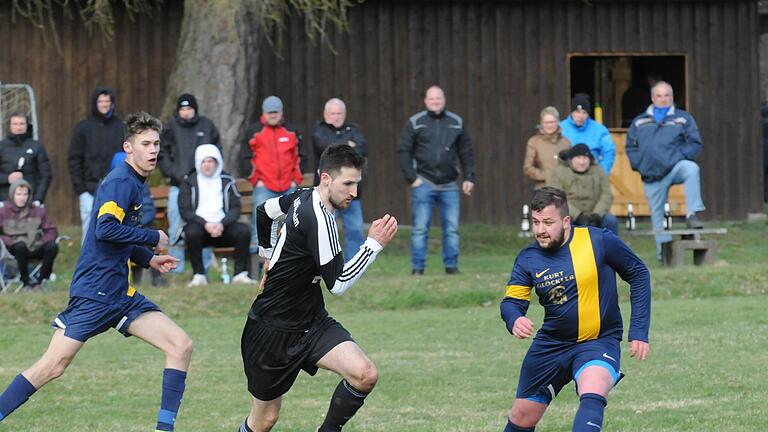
[110,152,165,287]
[0,179,58,290]
[523,106,571,189]
[547,143,618,234]
[0,112,53,205]
[560,93,616,175]
[179,144,254,287]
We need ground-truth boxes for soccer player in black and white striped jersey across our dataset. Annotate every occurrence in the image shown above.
[239,144,398,432]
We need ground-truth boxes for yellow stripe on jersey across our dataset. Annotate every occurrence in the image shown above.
[505,284,532,301]
[126,260,136,297]
[569,227,601,341]
[97,201,125,223]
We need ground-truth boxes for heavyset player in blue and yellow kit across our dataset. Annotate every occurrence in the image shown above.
[0,112,191,431]
[501,187,651,432]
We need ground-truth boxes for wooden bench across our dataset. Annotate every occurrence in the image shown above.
[150,174,314,276]
[629,228,727,267]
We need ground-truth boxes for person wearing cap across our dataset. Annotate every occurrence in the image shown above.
[0,179,59,290]
[559,93,616,175]
[397,85,476,276]
[159,93,221,272]
[311,98,368,263]
[523,106,572,190]
[0,112,53,206]
[68,86,125,242]
[627,81,706,259]
[547,143,618,235]
[241,95,305,256]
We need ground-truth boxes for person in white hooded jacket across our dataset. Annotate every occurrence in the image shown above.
[179,144,254,286]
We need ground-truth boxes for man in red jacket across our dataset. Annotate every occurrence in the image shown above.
[242,96,305,254]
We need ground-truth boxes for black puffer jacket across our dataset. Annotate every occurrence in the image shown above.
[178,171,241,228]
[310,121,368,193]
[67,87,126,195]
[159,112,221,186]
[0,129,52,203]
[397,110,476,185]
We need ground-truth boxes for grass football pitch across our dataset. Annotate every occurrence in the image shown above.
[0,220,766,431]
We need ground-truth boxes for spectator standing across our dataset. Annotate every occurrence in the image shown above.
[0,179,58,290]
[242,95,305,254]
[547,143,619,234]
[523,106,571,190]
[397,85,475,275]
[560,93,616,175]
[68,86,125,241]
[179,144,254,287]
[311,98,368,262]
[626,81,706,259]
[159,93,221,272]
[0,112,52,205]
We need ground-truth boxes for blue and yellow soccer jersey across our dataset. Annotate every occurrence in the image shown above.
[501,226,651,343]
[69,163,160,303]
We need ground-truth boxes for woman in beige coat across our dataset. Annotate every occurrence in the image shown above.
[523,106,571,189]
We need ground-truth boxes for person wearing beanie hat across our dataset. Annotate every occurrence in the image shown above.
[547,143,619,234]
[158,92,221,273]
[0,178,59,290]
[560,93,616,175]
[242,95,306,261]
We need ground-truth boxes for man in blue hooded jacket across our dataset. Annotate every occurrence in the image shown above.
[626,81,706,259]
[560,93,615,175]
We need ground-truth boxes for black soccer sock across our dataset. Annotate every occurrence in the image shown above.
[317,379,369,432]
[572,393,607,432]
[504,418,535,431]
[239,417,254,432]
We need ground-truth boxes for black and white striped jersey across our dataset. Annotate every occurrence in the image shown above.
[248,187,383,331]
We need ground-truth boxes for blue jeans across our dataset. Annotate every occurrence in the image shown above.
[337,198,365,262]
[79,192,94,245]
[643,160,706,256]
[411,183,460,270]
[602,213,619,235]
[251,185,296,253]
[168,186,211,273]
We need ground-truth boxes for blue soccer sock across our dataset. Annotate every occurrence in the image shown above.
[572,393,607,432]
[0,374,37,421]
[155,368,187,431]
[504,418,535,431]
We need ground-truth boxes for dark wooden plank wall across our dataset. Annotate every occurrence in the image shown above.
[0,1,182,225]
[257,0,763,224]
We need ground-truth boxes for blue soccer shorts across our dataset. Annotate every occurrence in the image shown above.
[52,294,161,342]
[515,337,622,404]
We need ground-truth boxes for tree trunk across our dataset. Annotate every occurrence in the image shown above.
[162,0,261,174]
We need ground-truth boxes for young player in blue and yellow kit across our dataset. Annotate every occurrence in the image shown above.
[500,187,651,432]
[0,112,191,432]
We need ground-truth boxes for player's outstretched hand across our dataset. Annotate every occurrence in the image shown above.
[630,340,649,361]
[156,230,170,251]
[368,214,398,248]
[150,255,180,273]
[512,316,535,339]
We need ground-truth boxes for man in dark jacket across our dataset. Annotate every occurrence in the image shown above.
[0,112,52,205]
[0,179,58,290]
[159,93,221,272]
[179,144,253,287]
[397,85,475,275]
[311,98,368,262]
[627,81,705,259]
[67,86,125,241]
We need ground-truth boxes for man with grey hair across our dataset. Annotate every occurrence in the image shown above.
[311,98,368,262]
[627,81,706,260]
